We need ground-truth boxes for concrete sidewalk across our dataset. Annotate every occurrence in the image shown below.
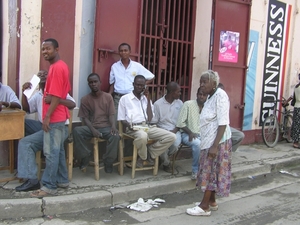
[1,142,300,219]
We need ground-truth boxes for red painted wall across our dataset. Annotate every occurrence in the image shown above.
[40,0,76,93]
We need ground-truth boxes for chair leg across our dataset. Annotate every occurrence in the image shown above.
[153,157,159,176]
[93,139,100,180]
[131,145,138,179]
[67,142,73,181]
[36,151,42,180]
[172,144,183,175]
[118,138,124,175]
[9,140,14,173]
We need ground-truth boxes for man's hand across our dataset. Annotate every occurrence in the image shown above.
[44,94,52,104]
[188,133,197,142]
[111,127,119,136]
[91,128,103,138]
[122,121,133,132]
[170,128,178,134]
[22,82,32,92]
[42,116,51,132]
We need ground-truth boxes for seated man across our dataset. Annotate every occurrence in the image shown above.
[73,73,120,173]
[16,70,76,192]
[0,82,21,110]
[152,82,183,173]
[118,75,176,168]
[176,87,207,180]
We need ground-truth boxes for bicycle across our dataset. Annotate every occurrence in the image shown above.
[262,97,293,147]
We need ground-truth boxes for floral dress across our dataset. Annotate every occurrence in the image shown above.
[196,88,232,197]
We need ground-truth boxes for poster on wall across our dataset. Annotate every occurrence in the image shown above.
[259,0,291,126]
[218,30,240,63]
[243,30,259,131]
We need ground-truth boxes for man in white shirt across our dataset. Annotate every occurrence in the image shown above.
[109,43,155,116]
[15,70,76,192]
[0,82,21,110]
[118,75,176,168]
[152,82,183,173]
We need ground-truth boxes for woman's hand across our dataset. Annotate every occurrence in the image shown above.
[208,145,218,159]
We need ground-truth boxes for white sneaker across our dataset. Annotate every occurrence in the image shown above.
[191,172,197,180]
[186,206,211,216]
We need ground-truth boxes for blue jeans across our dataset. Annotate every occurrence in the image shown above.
[160,131,182,166]
[17,130,44,179]
[181,132,200,174]
[25,119,42,136]
[41,122,68,194]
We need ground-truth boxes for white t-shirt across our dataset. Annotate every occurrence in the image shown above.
[152,95,183,130]
[0,83,21,107]
[118,91,154,123]
[200,88,231,149]
[109,59,155,94]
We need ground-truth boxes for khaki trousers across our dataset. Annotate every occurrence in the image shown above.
[126,127,176,160]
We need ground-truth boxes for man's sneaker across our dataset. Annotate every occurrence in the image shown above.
[136,157,144,168]
[104,163,113,173]
[57,183,69,189]
[146,153,155,166]
[163,164,172,173]
[191,172,197,180]
[80,155,91,171]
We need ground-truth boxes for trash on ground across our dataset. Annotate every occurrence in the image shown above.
[279,170,299,177]
[248,175,255,179]
[127,197,165,212]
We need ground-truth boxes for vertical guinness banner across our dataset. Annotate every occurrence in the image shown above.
[259,0,291,126]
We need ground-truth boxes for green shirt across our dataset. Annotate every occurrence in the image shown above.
[176,100,200,134]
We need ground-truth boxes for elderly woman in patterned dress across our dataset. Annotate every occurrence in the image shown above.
[186,70,232,216]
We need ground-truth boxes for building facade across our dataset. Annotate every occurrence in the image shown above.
[1,0,300,165]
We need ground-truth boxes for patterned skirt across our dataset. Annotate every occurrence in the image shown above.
[196,138,232,197]
[291,107,300,142]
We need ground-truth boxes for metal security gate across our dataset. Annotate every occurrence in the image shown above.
[93,0,196,101]
[140,0,196,101]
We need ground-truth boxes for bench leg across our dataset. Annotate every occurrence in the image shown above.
[131,145,138,179]
[118,138,124,175]
[67,142,73,181]
[93,139,100,180]
[153,156,159,176]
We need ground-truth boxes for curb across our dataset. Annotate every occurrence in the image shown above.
[1,156,298,219]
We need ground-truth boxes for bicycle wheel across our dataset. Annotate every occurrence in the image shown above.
[262,115,279,147]
[283,114,293,143]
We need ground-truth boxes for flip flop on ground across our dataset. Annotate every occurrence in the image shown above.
[293,144,300,148]
[30,189,52,198]
[186,206,211,216]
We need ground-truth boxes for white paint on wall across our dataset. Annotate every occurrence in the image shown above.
[73,0,96,104]
[191,0,213,98]
[1,1,9,84]
[19,0,42,94]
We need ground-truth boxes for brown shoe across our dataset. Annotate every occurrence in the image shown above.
[146,153,155,166]
[163,164,172,173]
[136,157,144,168]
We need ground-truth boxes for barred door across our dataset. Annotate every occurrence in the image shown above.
[140,0,196,101]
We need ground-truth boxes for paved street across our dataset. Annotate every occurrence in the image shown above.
[1,166,299,225]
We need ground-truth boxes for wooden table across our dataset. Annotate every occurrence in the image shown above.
[0,109,25,182]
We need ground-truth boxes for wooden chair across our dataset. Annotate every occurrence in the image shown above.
[171,143,184,175]
[36,110,74,180]
[86,136,123,180]
[118,121,159,179]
